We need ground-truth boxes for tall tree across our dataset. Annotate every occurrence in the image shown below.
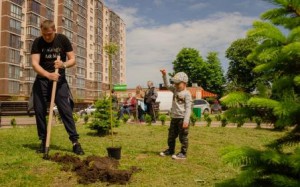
[220,0,300,186]
[205,52,226,96]
[226,38,258,92]
[172,48,205,86]
[172,48,225,96]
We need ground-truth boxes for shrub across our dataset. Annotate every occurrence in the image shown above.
[84,115,89,124]
[145,114,152,125]
[122,114,130,124]
[73,113,79,123]
[10,118,17,128]
[221,117,228,127]
[204,113,212,127]
[89,97,120,135]
[159,114,167,125]
[190,113,198,126]
[215,114,222,121]
[254,117,262,129]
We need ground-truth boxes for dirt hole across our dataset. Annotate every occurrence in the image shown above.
[50,153,141,185]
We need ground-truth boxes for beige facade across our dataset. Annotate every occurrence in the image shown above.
[0,0,126,102]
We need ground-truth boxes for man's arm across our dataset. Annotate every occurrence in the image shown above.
[32,54,59,81]
[54,51,76,69]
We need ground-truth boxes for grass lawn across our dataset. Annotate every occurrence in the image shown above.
[0,123,284,187]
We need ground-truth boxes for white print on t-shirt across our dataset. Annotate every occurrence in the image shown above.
[42,47,62,60]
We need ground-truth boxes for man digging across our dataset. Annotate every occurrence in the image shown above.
[31,20,84,155]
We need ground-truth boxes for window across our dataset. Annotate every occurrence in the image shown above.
[63,29,73,41]
[64,7,73,19]
[76,78,85,88]
[29,0,40,14]
[90,16,93,23]
[77,36,85,46]
[90,35,93,40]
[8,81,20,94]
[78,26,86,36]
[76,57,85,67]
[27,26,40,38]
[10,4,22,19]
[64,18,73,30]
[77,15,86,26]
[77,46,86,57]
[9,49,21,64]
[66,75,73,85]
[9,19,21,34]
[90,72,92,78]
[46,8,54,20]
[90,8,93,14]
[8,65,20,79]
[27,13,40,25]
[9,34,20,48]
[11,0,23,5]
[78,6,86,17]
[64,0,73,9]
[25,69,36,81]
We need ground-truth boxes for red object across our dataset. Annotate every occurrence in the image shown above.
[187,87,217,99]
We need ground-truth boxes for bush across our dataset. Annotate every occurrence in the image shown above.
[254,117,262,128]
[221,117,228,127]
[203,113,212,127]
[73,113,79,123]
[122,114,130,124]
[215,114,222,121]
[89,97,120,135]
[10,118,17,128]
[159,114,167,125]
[84,115,89,124]
[190,113,198,126]
[145,114,152,125]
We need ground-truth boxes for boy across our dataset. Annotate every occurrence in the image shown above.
[159,70,192,159]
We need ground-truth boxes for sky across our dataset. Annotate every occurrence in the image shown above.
[104,0,275,88]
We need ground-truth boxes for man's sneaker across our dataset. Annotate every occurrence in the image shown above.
[73,143,85,155]
[36,141,46,153]
[159,149,174,157]
[172,152,187,160]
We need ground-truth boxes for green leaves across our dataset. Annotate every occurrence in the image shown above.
[221,92,250,108]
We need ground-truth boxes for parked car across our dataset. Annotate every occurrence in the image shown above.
[193,99,211,114]
[211,100,222,114]
[77,105,96,116]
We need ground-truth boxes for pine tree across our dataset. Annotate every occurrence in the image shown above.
[219,1,300,186]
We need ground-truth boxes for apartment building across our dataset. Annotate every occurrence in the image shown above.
[0,0,126,102]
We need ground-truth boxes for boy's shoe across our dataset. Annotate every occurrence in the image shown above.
[159,149,174,157]
[36,141,46,153]
[73,143,85,155]
[172,152,187,160]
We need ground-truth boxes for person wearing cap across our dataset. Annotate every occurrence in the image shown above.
[159,70,192,160]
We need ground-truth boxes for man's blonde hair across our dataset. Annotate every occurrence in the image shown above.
[40,20,56,30]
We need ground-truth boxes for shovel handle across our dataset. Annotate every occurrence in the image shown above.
[44,56,60,154]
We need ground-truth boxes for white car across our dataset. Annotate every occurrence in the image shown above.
[193,99,211,114]
[78,105,96,116]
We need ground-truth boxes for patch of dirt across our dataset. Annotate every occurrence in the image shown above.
[50,153,141,185]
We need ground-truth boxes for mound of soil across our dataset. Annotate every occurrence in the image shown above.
[50,153,141,185]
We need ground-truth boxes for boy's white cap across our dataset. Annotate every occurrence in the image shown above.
[171,72,188,83]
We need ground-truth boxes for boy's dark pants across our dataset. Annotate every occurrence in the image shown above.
[33,77,79,143]
[168,118,189,154]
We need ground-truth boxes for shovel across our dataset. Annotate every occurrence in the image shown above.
[43,56,60,159]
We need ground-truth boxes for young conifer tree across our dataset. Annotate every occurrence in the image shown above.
[220,1,300,186]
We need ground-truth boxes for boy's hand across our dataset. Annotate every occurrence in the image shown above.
[160,69,167,75]
[183,122,189,129]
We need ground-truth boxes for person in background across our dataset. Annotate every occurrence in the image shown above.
[31,20,84,155]
[135,85,146,123]
[159,70,192,160]
[144,81,158,123]
[119,93,136,119]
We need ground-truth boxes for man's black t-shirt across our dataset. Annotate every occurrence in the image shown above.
[31,33,73,78]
